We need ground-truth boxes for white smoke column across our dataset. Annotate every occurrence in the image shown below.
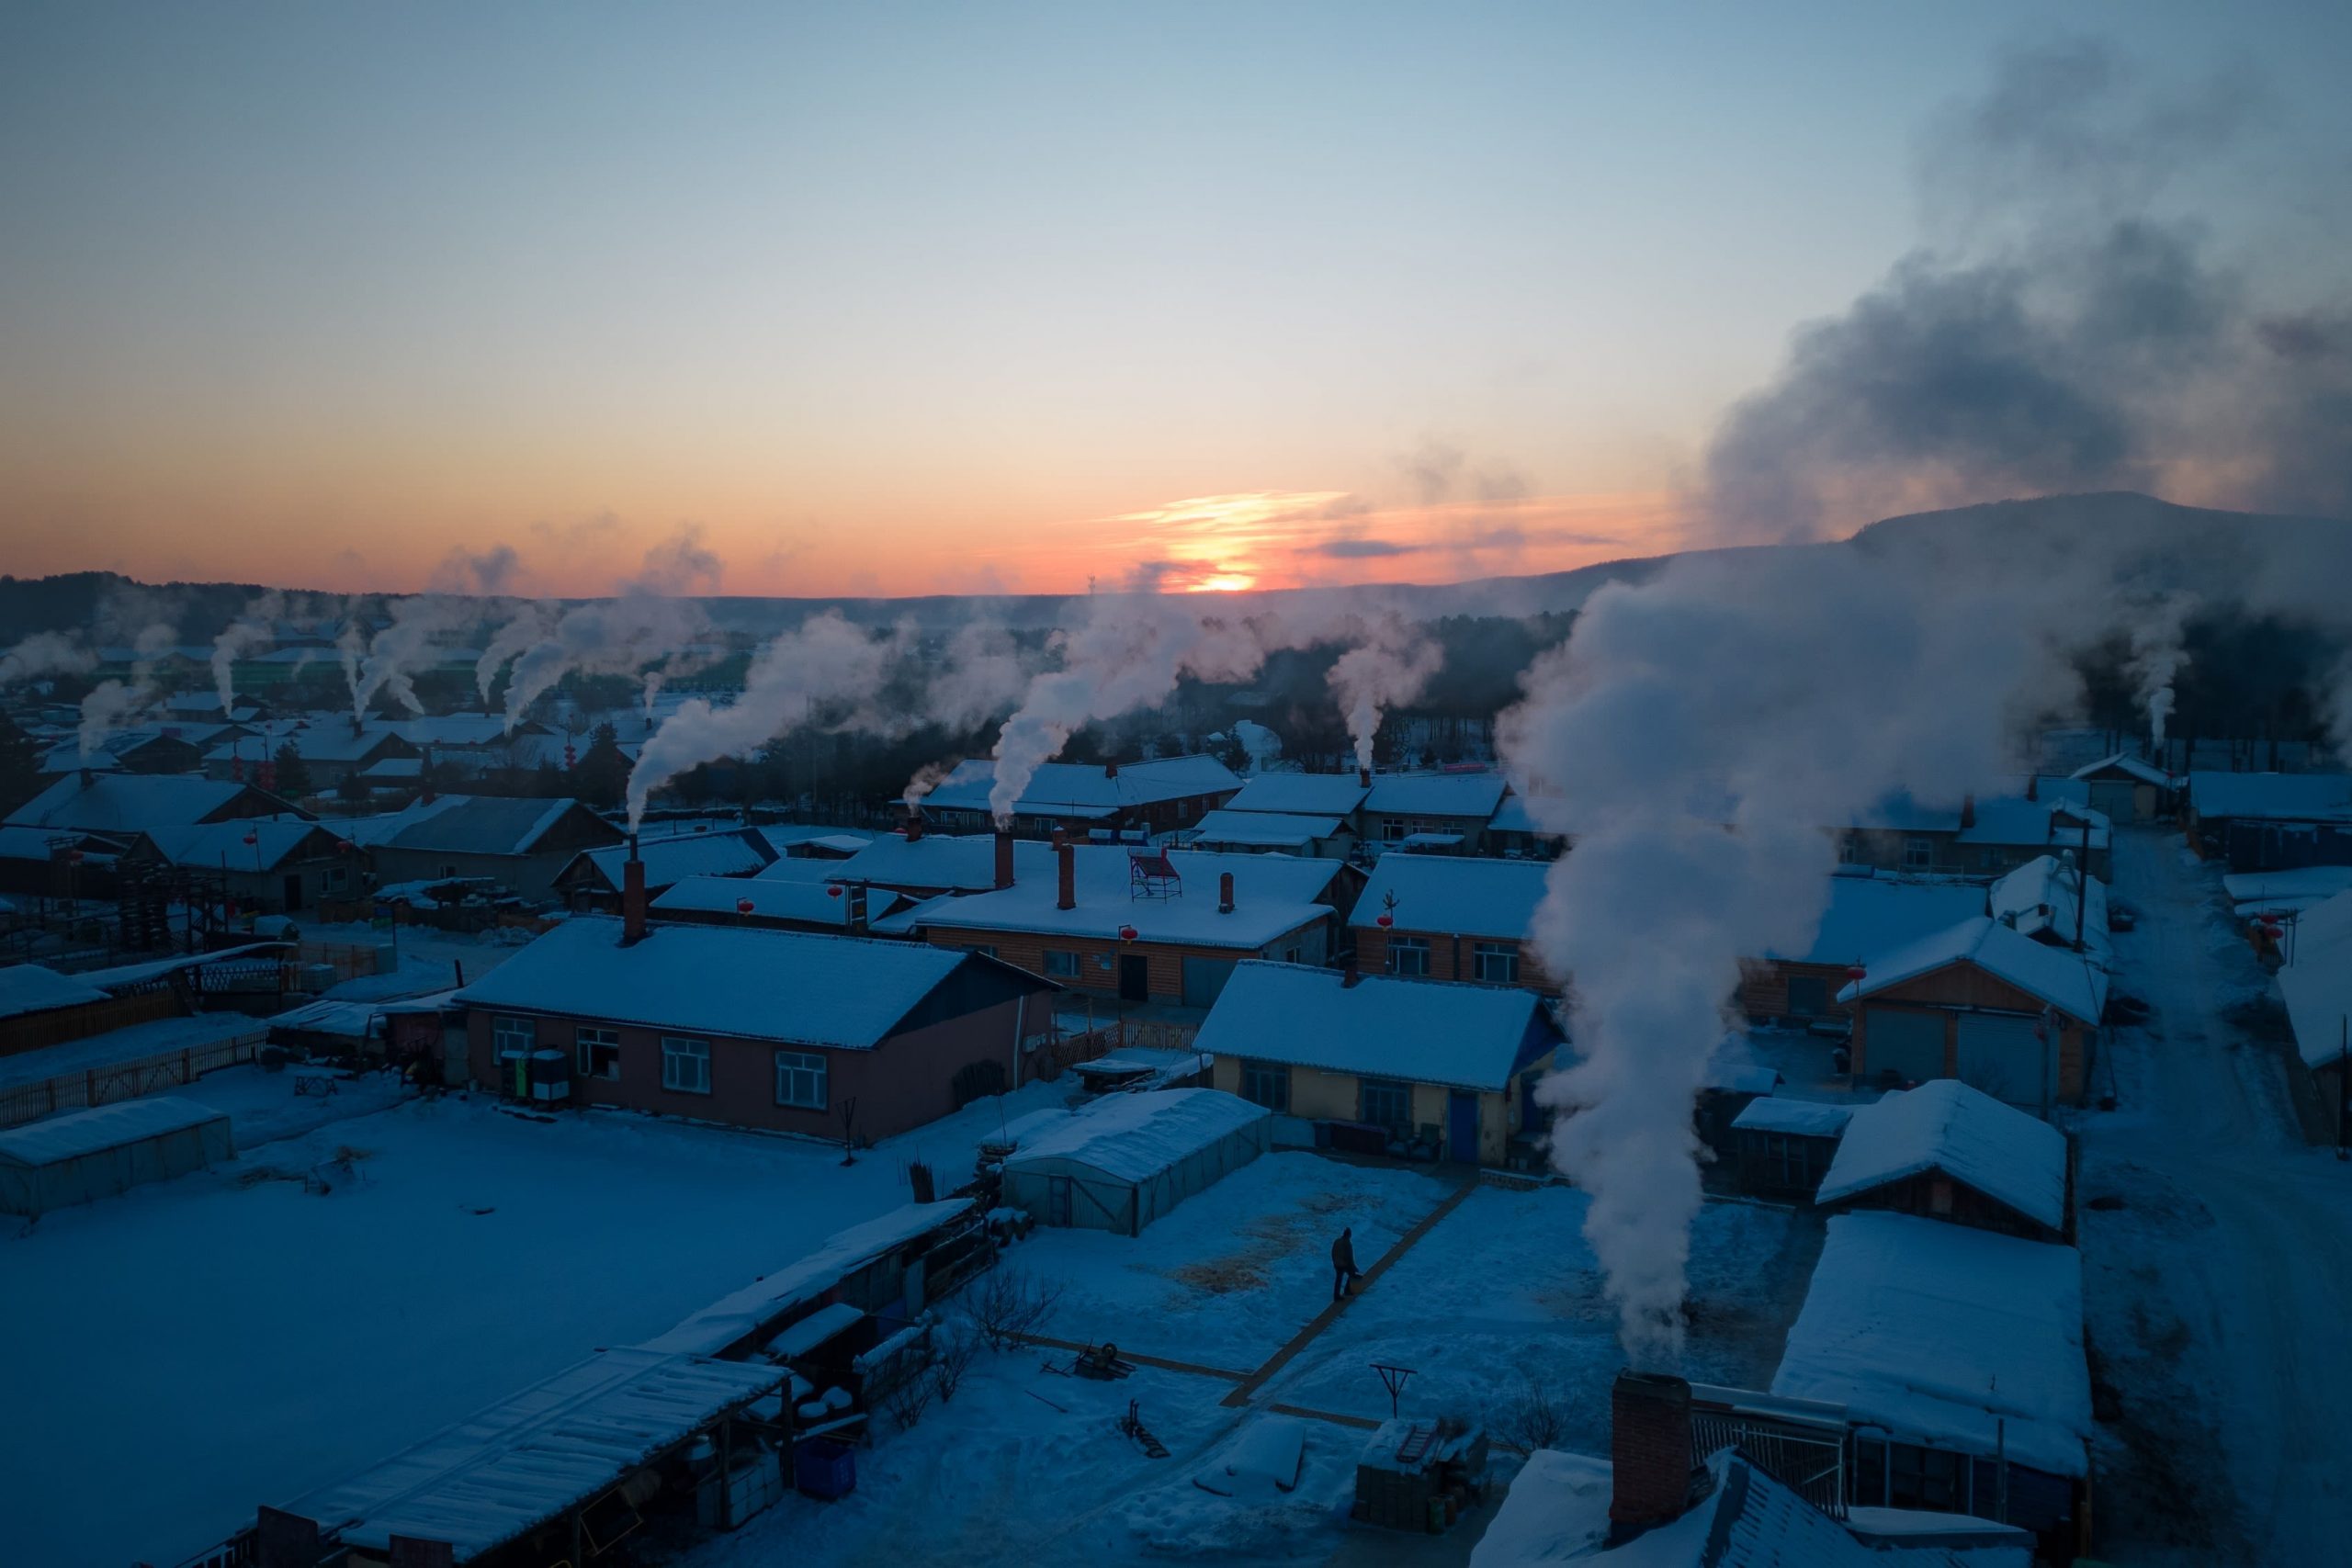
[901,759,959,809]
[354,596,471,719]
[476,602,558,705]
[0,632,97,687]
[2121,591,2198,756]
[337,619,368,715]
[1499,548,2054,1362]
[627,613,898,829]
[1328,611,1444,771]
[500,527,721,733]
[893,620,1035,804]
[77,623,178,761]
[209,591,283,712]
[641,670,666,719]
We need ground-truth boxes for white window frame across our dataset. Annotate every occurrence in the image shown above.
[493,1015,535,1057]
[775,1049,828,1110]
[1473,941,1520,985]
[322,866,350,894]
[1902,837,1934,871]
[1361,1077,1413,1132]
[1043,949,1081,978]
[576,1026,621,1080]
[1242,1061,1290,1112]
[1388,935,1430,977]
[662,1036,711,1094]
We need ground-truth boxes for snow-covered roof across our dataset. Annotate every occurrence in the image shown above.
[2069,752,2176,788]
[1363,770,1510,819]
[2222,865,2352,907]
[825,832,1058,893]
[650,875,909,929]
[0,964,109,1021]
[2188,770,2352,823]
[285,1347,787,1558]
[203,726,404,764]
[2278,889,2352,1068]
[1223,773,1372,818]
[138,818,340,872]
[1730,1098,1855,1137]
[0,1096,228,1168]
[386,714,545,746]
[918,754,1242,815]
[919,844,1338,949]
[1187,808,1346,848]
[1485,795,1553,838]
[453,916,1035,1049]
[1955,795,2109,851]
[345,795,613,856]
[0,824,96,862]
[74,942,288,989]
[560,829,772,891]
[1766,874,1986,966]
[1837,917,2108,1024]
[1985,855,2111,965]
[6,773,296,833]
[1773,1212,2091,1478]
[1814,1080,2067,1230]
[1191,961,1559,1090]
[1356,853,1550,941]
[643,1200,975,1356]
[1004,1088,1268,1182]
[267,998,384,1039]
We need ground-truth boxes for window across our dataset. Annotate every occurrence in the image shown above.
[439,863,459,878]
[493,1015,535,1057]
[1242,1061,1290,1113]
[1839,834,1864,864]
[1043,950,1081,978]
[1902,837,1934,871]
[1383,819,1406,842]
[1283,947,1300,965]
[323,866,350,894]
[1388,936,1430,977]
[775,1049,828,1110]
[1361,1077,1412,1132]
[1473,942,1520,984]
[576,1027,621,1080]
[662,1036,711,1094]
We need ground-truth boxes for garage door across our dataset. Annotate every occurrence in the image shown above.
[2087,780,2136,821]
[1865,1008,1945,1086]
[1956,1013,2051,1113]
[1182,956,1238,1009]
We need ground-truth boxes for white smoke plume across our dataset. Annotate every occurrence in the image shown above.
[2120,590,2198,754]
[353,595,471,720]
[500,526,722,733]
[476,601,558,705]
[337,617,369,714]
[0,632,97,687]
[77,622,178,761]
[210,591,283,713]
[900,759,961,809]
[1327,610,1444,772]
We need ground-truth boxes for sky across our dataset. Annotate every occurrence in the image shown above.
[2,2,2346,599]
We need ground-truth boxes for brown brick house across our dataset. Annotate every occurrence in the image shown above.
[1351,853,1556,993]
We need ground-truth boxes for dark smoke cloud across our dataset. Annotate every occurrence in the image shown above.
[1704,39,2352,541]
[1309,537,1423,559]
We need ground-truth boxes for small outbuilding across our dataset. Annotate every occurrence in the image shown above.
[1814,1079,2069,1241]
[0,1096,235,1216]
[1728,1098,1853,1201]
[1000,1088,1271,1235]
[2068,752,2178,823]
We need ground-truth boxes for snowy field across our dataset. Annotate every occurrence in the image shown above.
[0,1073,1065,1568]
[684,1160,1815,1568]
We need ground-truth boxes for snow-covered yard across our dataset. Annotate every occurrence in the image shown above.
[0,1074,1063,1568]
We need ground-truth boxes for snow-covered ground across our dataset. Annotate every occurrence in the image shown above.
[301,918,529,1000]
[0,1075,1065,1568]
[2074,829,2352,1565]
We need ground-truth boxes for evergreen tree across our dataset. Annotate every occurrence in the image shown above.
[572,723,630,809]
[271,740,312,797]
[0,713,40,816]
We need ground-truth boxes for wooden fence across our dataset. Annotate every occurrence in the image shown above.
[0,1028,267,1129]
[0,990,178,1059]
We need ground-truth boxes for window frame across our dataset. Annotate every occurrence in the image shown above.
[492,1015,535,1057]
[1042,949,1081,979]
[1241,1060,1291,1113]
[1902,836,1934,871]
[661,1035,712,1095]
[1361,1077,1413,1132]
[1388,935,1431,977]
[774,1048,828,1111]
[1472,941,1520,985]
[576,1026,622,1080]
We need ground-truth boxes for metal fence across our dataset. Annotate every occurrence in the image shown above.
[1690,1405,1849,1517]
[0,1029,267,1129]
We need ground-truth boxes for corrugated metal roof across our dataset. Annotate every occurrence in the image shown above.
[1191,961,1555,1090]
[0,1096,228,1168]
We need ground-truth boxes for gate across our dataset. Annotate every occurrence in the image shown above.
[1690,1397,1849,1517]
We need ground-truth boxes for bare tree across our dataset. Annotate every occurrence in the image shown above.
[882,1373,933,1432]
[963,1263,1066,1350]
[1490,1370,1569,1453]
[930,1324,980,1404]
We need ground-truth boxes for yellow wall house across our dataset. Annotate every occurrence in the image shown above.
[1191,960,1566,1168]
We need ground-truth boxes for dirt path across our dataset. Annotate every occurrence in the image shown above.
[2075,830,2352,1564]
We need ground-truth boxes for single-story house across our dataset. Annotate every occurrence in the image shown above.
[1727,1098,1853,1201]
[0,824,123,900]
[1840,793,2110,880]
[1351,853,1555,992]
[1220,771,1372,826]
[2069,752,2178,823]
[1838,916,2106,1117]
[202,723,419,788]
[2186,771,2352,873]
[0,1097,236,1217]
[815,829,1057,898]
[651,874,911,934]
[1481,794,1564,861]
[1985,854,2110,967]
[998,1087,1271,1235]
[553,825,775,911]
[1185,807,1358,860]
[126,818,363,915]
[1738,872,1987,1025]
[912,754,1242,838]
[38,728,211,776]
[1361,770,1510,854]
[7,772,309,837]
[345,794,623,903]
[1772,1212,2092,1553]
[1813,1078,2069,1241]
[453,913,1057,1141]
[1195,961,1564,1166]
[2277,886,2352,1145]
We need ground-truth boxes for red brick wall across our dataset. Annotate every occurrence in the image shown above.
[1351,924,1559,995]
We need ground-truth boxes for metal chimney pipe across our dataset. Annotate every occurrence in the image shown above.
[1358,765,1372,789]
[621,835,648,945]
[1057,840,1076,911]
[1217,871,1234,914]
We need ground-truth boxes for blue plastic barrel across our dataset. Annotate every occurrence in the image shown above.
[794,1437,856,1500]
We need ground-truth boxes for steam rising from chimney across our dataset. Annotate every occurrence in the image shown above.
[209,591,283,714]
[78,622,177,761]
[2121,591,2197,752]
[497,526,722,733]
[1328,610,1443,773]
[0,632,97,688]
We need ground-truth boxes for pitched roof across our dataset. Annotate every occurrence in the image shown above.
[139,818,342,872]
[1003,1088,1268,1182]
[2069,752,2177,788]
[1767,874,1987,966]
[918,754,1241,815]
[824,832,1058,893]
[918,844,1337,949]
[1223,773,1372,818]
[1814,1080,2067,1229]
[1837,916,2108,1024]
[1363,771,1510,818]
[0,1096,228,1168]
[1955,795,2109,850]
[1985,855,2110,965]
[1191,962,1559,1090]
[560,829,773,891]
[7,773,301,833]
[452,916,1033,1049]
[0,964,110,1021]
[1773,1213,2092,1478]
[2278,888,2352,1068]
[2188,770,2352,823]
[1729,1098,1855,1137]
[1187,808,1348,848]
[650,875,910,929]
[345,795,616,856]
[1356,853,1550,941]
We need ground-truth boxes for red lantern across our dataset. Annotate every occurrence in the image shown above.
[736,897,755,915]
[67,849,85,865]
[243,831,259,847]
[827,884,843,899]
[564,743,577,771]
[1117,924,1138,942]
[336,840,356,855]
[1375,912,1394,929]
[1845,963,1868,984]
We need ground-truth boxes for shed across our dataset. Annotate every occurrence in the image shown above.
[1728,1097,1853,1201]
[0,1096,235,1216]
[2067,753,2177,823]
[1813,1079,2069,1239]
[1000,1088,1271,1235]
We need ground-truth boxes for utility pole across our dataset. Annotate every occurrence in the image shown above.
[2074,813,2091,953]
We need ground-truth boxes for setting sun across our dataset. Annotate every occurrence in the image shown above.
[1190,571,1258,592]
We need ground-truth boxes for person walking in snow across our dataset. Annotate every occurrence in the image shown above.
[1331,1226,1363,1302]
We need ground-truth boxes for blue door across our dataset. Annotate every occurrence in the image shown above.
[1447,1090,1479,1164]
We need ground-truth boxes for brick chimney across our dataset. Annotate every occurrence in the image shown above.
[1609,1371,1697,1538]
[2026,773,2040,802]
[621,837,648,945]
[1104,759,1119,778]
[1959,792,1976,830]
[903,807,924,842]
[1358,764,1372,788]
[1218,871,1235,914]
[1057,840,1076,910]
[994,828,1015,891]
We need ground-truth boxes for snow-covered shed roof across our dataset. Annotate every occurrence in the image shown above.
[285,1346,787,1559]
[202,725,406,765]
[1985,855,2110,965]
[1814,1080,2067,1230]
[1187,808,1346,849]
[560,829,773,891]
[919,845,1337,949]
[1485,795,1553,838]
[2278,889,2352,1068]
[825,832,1058,893]
[1768,874,1987,966]
[455,917,1044,1048]
[650,874,910,929]
[1772,1212,2091,1478]
[1955,795,2109,851]
[1192,962,1560,1091]
[1004,1089,1269,1183]
[2188,770,2352,823]
[2222,865,2352,908]
[6,773,300,833]
[74,942,287,990]
[137,818,343,872]
[1730,1098,1855,1138]
[1363,770,1510,819]
[1356,853,1549,941]
[0,964,109,1021]
[1837,917,2108,1024]
[2069,753,2176,788]
[345,795,616,856]
[917,754,1242,815]
[266,998,384,1040]
[0,1096,228,1168]
[1223,773,1371,818]
[642,1200,975,1356]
